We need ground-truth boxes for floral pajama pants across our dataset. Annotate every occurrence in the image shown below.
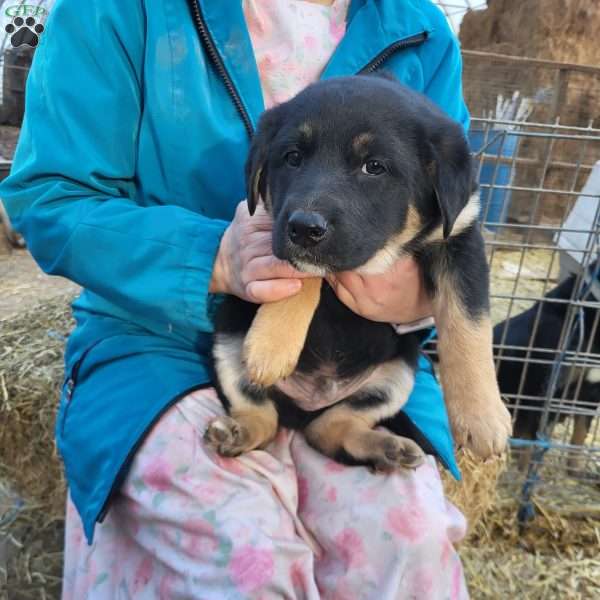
[62,388,469,600]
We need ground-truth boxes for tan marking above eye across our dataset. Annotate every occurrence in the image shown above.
[352,132,375,154]
[298,122,313,138]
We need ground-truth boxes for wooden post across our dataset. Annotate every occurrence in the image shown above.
[1,47,34,126]
[550,67,570,122]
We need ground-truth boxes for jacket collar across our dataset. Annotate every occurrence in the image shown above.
[323,0,432,77]
[196,0,433,126]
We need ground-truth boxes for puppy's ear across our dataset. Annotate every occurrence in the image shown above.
[427,125,475,239]
[245,107,282,216]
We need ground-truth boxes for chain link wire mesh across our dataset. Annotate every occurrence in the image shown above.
[467,117,600,521]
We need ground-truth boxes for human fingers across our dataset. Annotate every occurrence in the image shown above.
[243,254,314,283]
[245,278,303,303]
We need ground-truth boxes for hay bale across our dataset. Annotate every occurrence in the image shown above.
[0,293,74,600]
[0,503,64,600]
[461,541,600,600]
[441,449,507,536]
[460,0,600,230]
[461,483,600,599]
[461,0,600,68]
[0,293,73,513]
[445,449,600,599]
[460,0,600,128]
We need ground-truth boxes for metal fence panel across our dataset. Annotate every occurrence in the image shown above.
[461,118,600,521]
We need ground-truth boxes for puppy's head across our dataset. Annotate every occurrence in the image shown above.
[246,75,475,274]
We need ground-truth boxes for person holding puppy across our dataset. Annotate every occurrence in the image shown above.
[2,0,471,598]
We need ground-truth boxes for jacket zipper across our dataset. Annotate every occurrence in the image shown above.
[188,0,427,137]
[96,24,429,527]
[188,0,255,137]
[359,32,429,74]
[63,339,109,404]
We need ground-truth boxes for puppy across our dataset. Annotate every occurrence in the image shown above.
[494,262,600,472]
[206,75,512,470]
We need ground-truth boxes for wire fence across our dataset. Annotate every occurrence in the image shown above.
[458,46,600,522]
[426,2,600,519]
[463,116,600,522]
[463,50,600,131]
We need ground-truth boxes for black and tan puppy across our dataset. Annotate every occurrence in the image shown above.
[205,75,512,470]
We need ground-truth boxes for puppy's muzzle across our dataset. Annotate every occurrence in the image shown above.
[288,210,328,248]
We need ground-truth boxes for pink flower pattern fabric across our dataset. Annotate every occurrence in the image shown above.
[62,389,469,599]
[243,0,351,109]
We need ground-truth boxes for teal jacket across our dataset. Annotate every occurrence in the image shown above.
[1,0,469,543]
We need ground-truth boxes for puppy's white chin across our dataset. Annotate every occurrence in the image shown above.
[292,260,328,276]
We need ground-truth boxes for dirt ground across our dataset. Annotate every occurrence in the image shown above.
[0,248,79,319]
[1,125,74,311]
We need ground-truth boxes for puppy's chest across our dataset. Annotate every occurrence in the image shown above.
[271,288,409,411]
[274,364,377,411]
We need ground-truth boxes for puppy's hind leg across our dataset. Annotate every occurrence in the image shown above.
[206,334,278,457]
[305,407,425,472]
[304,359,425,471]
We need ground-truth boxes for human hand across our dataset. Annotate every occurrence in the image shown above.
[210,201,312,303]
[326,257,433,324]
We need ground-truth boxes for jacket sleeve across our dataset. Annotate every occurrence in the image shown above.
[421,7,470,134]
[0,0,228,335]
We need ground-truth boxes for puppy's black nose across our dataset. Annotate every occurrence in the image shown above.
[288,211,328,247]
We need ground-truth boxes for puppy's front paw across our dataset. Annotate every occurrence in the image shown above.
[244,345,297,387]
[449,396,512,459]
[204,416,251,457]
[243,279,322,386]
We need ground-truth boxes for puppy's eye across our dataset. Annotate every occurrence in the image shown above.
[361,160,386,176]
[285,151,303,168]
